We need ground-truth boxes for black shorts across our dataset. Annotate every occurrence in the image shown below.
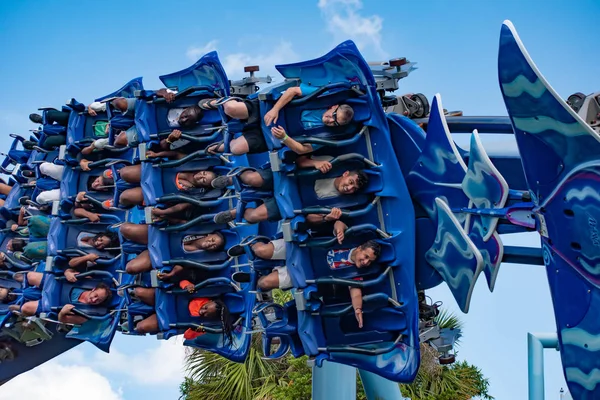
[241,129,268,154]
[263,197,282,222]
[243,98,261,126]
[178,268,201,283]
[256,168,274,191]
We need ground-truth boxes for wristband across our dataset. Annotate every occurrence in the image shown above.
[166,139,173,144]
[281,134,289,142]
[355,308,362,312]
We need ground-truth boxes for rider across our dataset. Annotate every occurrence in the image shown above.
[204,85,355,155]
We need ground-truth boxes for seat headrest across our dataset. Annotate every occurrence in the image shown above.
[223,293,244,315]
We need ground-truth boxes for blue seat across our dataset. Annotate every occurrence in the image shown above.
[46,217,121,274]
[0,183,31,223]
[0,135,32,176]
[39,270,123,352]
[148,224,243,280]
[31,107,70,150]
[0,272,39,327]
[58,163,125,220]
[155,280,255,363]
[275,153,383,222]
[260,84,370,153]
[257,301,305,359]
[65,99,110,153]
[0,233,37,271]
[135,51,229,144]
[141,154,233,207]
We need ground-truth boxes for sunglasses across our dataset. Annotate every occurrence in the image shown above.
[331,105,341,126]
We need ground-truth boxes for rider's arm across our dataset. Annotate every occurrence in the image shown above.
[296,155,319,168]
[270,87,302,114]
[281,135,314,155]
[58,304,88,325]
[305,213,329,224]
[73,208,99,220]
[155,203,191,216]
[150,150,185,159]
[68,253,95,269]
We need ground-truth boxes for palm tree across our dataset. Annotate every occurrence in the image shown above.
[182,335,284,400]
[180,290,305,400]
[180,295,492,400]
[400,310,493,400]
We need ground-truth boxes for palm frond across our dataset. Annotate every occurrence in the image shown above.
[435,309,463,330]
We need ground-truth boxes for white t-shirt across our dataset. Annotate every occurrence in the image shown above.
[91,138,110,150]
[88,98,136,117]
[310,155,340,199]
[167,108,184,128]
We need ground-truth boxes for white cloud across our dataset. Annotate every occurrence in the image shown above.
[222,40,298,79]
[1,362,123,400]
[186,40,219,62]
[91,338,187,385]
[318,0,386,58]
[184,39,298,81]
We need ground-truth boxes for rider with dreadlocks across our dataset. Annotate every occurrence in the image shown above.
[179,279,234,343]
[131,287,234,346]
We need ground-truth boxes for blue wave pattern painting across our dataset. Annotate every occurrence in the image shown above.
[329,342,420,383]
[468,219,503,292]
[406,94,469,225]
[425,198,483,313]
[462,130,509,242]
[499,20,600,399]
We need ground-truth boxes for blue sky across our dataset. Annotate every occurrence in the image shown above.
[1,0,599,399]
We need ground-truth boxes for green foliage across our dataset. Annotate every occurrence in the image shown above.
[272,289,293,305]
[434,308,463,346]
[400,360,493,400]
[435,309,464,331]
[182,335,281,400]
[271,356,312,400]
[180,308,493,400]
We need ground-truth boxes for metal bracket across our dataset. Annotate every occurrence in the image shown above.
[282,221,293,242]
[269,151,282,172]
[229,66,273,96]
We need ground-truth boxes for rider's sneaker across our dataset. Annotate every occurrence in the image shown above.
[211,175,231,189]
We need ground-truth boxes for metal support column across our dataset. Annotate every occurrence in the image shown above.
[359,368,407,400]
[312,360,356,400]
[528,332,559,400]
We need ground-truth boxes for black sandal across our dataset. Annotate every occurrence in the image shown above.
[198,98,221,111]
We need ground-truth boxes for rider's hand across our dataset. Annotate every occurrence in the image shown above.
[65,270,80,283]
[315,161,332,174]
[271,126,287,140]
[167,129,182,143]
[333,221,348,244]
[324,207,342,222]
[163,92,176,103]
[87,106,97,117]
[264,109,279,126]
[75,191,87,203]
[355,308,363,328]
[79,159,91,171]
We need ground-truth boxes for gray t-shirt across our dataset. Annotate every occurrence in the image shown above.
[123,97,136,117]
[311,155,340,199]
